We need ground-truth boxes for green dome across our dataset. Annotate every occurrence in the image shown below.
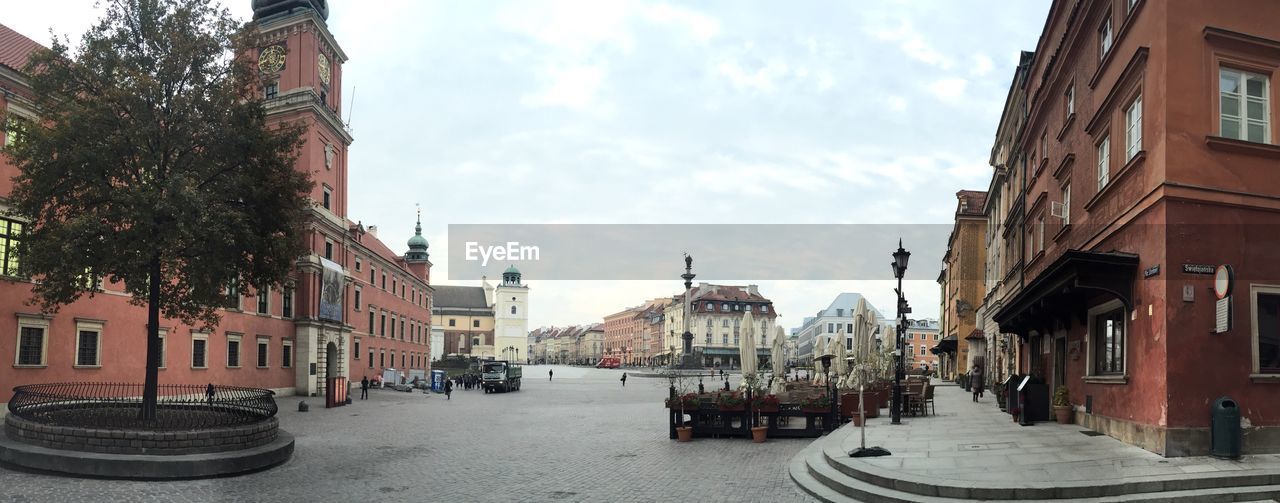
[504,264,520,274]
[408,233,428,249]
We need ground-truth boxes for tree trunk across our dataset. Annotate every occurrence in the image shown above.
[139,257,161,421]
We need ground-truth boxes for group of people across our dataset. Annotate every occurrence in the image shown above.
[454,374,482,390]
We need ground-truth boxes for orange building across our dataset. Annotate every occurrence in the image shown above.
[990,0,1280,455]
[0,1,431,404]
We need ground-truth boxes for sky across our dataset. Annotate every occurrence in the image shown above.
[6,0,1052,332]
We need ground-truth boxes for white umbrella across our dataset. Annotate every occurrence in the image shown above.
[828,334,847,389]
[771,326,786,394]
[853,298,872,360]
[739,311,758,389]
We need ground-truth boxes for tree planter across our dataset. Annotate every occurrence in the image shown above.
[751,426,768,443]
[676,426,693,442]
[1053,405,1072,424]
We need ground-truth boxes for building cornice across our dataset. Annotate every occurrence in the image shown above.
[264,88,353,145]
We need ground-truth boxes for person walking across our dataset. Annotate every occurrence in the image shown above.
[971,362,985,402]
[620,372,627,387]
[360,376,369,400]
[205,383,215,406]
[445,379,453,400]
[548,369,554,381]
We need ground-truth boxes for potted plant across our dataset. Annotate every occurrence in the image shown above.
[752,394,780,413]
[1009,406,1021,423]
[663,369,697,442]
[994,382,1007,411]
[1052,385,1072,424]
[717,391,746,412]
[800,394,831,414]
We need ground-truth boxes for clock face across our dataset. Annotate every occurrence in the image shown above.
[317,53,331,86]
[259,45,285,74]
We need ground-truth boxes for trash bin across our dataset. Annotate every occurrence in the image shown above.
[1211,396,1241,459]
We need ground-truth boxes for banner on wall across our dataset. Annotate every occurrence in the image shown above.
[319,257,344,322]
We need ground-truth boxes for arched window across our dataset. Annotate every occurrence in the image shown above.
[510,305,517,315]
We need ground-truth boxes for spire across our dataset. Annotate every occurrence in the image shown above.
[406,204,429,261]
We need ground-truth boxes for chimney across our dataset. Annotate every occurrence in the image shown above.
[748,284,759,295]
[367,225,378,237]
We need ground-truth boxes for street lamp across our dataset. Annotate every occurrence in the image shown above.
[890,239,910,425]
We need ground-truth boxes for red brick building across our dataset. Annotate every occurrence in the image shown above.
[0,1,431,404]
[992,0,1280,455]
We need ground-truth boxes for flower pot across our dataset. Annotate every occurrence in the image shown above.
[850,414,863,426]
[751,426,768,443]
[676,426,693,442]
[1053,405,1072,424]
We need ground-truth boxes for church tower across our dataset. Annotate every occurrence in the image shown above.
[492,265,529,363]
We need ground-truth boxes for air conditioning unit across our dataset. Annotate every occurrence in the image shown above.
[1050,201,1066,219]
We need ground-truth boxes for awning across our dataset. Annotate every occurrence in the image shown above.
[965,329,985,341]
[993,250,1138,337]
[931,336,957,355]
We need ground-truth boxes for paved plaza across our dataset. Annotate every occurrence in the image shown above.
[0,365,813,503]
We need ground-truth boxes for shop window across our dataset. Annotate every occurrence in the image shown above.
[1089,300,1125,375]
[1252,285,1280,374]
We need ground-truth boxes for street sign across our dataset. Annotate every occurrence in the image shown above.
[1214,265,1234,300]
[1215,296,1232,334]
[1184,264,1215,275]
[1144,264,1160,278]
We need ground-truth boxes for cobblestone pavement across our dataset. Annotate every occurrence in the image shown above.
[0,365,814,503]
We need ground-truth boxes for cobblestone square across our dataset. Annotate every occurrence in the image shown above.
[1,365,812,502]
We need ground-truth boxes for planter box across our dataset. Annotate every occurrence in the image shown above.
[718,405,745,412]
[754,405,779,413]
[801,407,829,414]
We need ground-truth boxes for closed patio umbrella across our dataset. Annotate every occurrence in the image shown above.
[771,325,786,394]
[739,311,757,389]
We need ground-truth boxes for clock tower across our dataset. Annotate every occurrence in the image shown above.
[252,0,354,399]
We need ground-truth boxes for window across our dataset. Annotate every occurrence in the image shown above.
[1090,302,1125,375]
[401,352,405,368]
[0,218,23,277]
[1220,68,1270,143]
[5,115,29,146]
[722,334,728,345]
[369,266,375,284]
[76,323,102,367]
[1037,215,1045,253]
[227,334,242,368]
[322,187,331,210]
[282,340,293,368]
[400,319,405,340]
[354,288,361,310]
[265,81,278,99]
[1066,85,1075,116]
[448,318,456,327]
[392,278,397,295]
[472,319,479,328]
[1252,286,1280,374]
[1125,94,1143,159]
[511,305,517,315]
[379,350,385,368]
[1097,136,1111,189]
[1041,132,1048,163]
[846,337,853,351]
[721,304,729,312]
[282,288,293,318]
[846,323,853,333]
[16,321,47,367]
[324,240,333,260]
[192,334,208,369]
[1099,16,1113,60]
[1061,184,1072,225]
[761,305,769,313]
[257,337,269,368]
[381,273,386,290]
[257,287,270,314]
[368,348,374,368]
[380,312,386,336]
[224,282,241,309]
[156,329,168,369]
[355,256,362,271]
[390,314,396,339]
[907,333,913,341]
[827,323,834,333]
[733,334,740,346]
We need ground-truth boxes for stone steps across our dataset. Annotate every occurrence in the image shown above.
[790,427,1280,502]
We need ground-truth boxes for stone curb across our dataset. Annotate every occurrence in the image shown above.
[0,429,294,480]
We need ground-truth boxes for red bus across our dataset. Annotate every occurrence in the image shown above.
[596,356,621,369]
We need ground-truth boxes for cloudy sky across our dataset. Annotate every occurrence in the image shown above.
[8,0,1051,331]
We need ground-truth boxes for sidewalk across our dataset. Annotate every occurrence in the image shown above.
[791,382,1280,501]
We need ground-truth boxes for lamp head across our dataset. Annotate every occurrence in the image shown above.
[892,239,911,278]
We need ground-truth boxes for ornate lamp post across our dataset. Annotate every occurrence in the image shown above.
[891,239,911,425]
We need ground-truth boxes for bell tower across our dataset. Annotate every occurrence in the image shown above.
[252,0,351,219]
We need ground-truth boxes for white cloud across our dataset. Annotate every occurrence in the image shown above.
[716,58,790,93]
[644,3,721,42]
[928,77,968,102]
[521,64,608,110]
[970,53,995,77]
[887,96,908,113]
[868,20,953,69]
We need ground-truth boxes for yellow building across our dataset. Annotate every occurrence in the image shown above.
[939,190,988,378]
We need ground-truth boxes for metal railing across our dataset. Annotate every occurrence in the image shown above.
[8,383,277,431]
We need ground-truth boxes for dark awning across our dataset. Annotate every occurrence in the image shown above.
[993,250,1138,337]
[931,335,957,355]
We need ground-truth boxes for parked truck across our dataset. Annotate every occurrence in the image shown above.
[482,360,522,393]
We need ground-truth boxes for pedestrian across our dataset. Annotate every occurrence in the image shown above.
[445,379,453,400]
[723,379,730,391]
[620,372,627,387]
[971,361,985,402]
[205,383,215,406]
[360,376,369,400]
[549,369,553,381]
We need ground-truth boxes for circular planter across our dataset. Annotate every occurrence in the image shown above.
[750,426,768,443]
[1054,405,1073,424]
[676,427,693,442]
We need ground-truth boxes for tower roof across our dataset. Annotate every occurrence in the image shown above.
[405,207,428,261]
[252,0,329,21]
[504,264,520,274]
